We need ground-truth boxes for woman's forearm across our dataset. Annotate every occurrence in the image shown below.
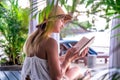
[61,59,71,74]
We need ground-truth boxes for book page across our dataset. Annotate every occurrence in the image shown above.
[73,36,95,55]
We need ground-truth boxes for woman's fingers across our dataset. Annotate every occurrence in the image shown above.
[65,47,78,61]
[68,47,80,61]
[71,47,89,60]
[80,47,89,57]
[65,47,89,62]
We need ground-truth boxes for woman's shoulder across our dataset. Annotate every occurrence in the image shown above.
[47,37,57,44]
[45,37,58,48]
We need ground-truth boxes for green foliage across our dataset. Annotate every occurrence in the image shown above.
[30,0,54,23]
[0,0,30,65]
[60,20,89,38]
[60,23,78,38]
[79,21,92,29]
[81,0,120,29]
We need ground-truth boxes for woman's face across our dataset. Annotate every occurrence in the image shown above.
[52,18,64,33]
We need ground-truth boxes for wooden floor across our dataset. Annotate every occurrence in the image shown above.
[0,71,21,80]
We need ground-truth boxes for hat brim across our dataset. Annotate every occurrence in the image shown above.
[48,14,72,22]
[64,14,72,23]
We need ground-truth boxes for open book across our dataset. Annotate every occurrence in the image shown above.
[73,36,95,55]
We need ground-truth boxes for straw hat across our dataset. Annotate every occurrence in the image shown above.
[36,6,72,28]
[49,5,72,23]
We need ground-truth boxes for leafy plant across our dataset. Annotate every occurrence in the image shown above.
[80,0,120,30]
[0,0,30,65]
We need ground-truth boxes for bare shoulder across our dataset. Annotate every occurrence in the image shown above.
[46,37,57,45]
[46,37,58,49]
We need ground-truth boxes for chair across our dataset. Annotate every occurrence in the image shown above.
[97,52,109,63]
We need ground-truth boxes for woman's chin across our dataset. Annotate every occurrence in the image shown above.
[53,31,60,33]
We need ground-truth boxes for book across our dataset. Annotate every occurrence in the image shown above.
[73,36,95,55]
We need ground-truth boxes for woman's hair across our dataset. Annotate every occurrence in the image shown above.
[23,5,71,55]
[23,19,55,55]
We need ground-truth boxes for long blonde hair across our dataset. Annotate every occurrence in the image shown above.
[23,20,54,56]
[23,5,70,55]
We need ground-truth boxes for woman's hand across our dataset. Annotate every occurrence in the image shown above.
[79,47,89,57]
[65,47,89,62]
[59,55,65,64]
[61,47,89,74]
[64,47,79,62]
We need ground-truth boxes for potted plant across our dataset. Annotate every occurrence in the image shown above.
[0,0,30,70]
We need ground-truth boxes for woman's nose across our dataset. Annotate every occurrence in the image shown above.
[61,23,64,28]
[60,21,64,27]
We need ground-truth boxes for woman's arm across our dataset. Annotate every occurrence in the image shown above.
[46,38,89,80]
[46,38,70,80]
[61,47,89,73]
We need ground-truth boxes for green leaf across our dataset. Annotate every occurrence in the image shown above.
[91,2,104,14]
[112,24,120,30]
[0,57,8,64]
[80,0,85,4]
[79,21,92,28]
[71,0,77,13]
[45,2,54,19]
[113,15,120,19]
[86,0,94,7]
[38,11,44,23]
[60,0,65,4]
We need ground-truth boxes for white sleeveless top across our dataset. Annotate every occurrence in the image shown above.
[21,56,51,80]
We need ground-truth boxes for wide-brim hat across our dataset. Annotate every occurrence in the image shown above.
[49,5,72,23]
[36,5,72,28]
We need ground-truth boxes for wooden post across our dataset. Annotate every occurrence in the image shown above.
[29,0,38,34]
[109,16,120,68]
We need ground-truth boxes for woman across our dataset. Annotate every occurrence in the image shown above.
[21,5,90,80]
